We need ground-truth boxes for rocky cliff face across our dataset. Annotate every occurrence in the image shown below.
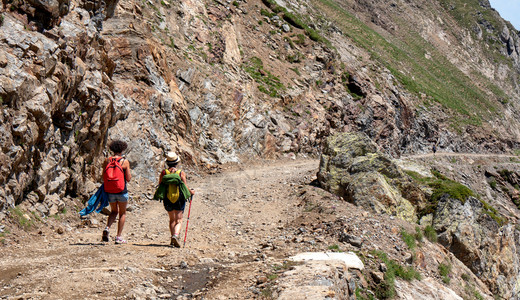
[1,0,520,241]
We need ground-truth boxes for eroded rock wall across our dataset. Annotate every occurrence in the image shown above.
[0,5,118,218]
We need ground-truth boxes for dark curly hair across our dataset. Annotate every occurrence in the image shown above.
[166,161,179,168]
[108,140,128,154]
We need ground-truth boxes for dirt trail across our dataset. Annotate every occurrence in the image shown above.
[402,152,519,159]
[0,159,319,299]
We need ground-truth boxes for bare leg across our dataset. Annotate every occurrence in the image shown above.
[106,202,119,230]
[173,210,183,236]
[116,201,127,237]
[168,210,183,236]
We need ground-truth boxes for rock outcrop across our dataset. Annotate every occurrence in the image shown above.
[317,132,426,222]
[433,195,520,298]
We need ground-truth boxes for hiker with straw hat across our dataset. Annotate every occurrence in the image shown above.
[157,152,195,247]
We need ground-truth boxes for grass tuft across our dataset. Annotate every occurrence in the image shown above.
[243,57,285,97]
[423,225,438,243]
[439,262,452,284]
[400,229,417,251]
[371,250,421,298]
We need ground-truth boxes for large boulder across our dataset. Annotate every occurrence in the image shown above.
[317,132,426,222]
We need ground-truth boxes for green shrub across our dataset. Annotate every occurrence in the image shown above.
[429,170,475,203]
[260,8,275,18]
[305,26,322,42]
[474,291,484,300]
[294,33,305,45]
[489,178,497,189]
[409,170,506,225]
[272,5,287,14]
[289,67,300,75]
[480,199,506,226]
[267,274,278,280]
[8,207,34,230]
[400,229,417,251]
[414,226,423,242]
[409,169,475,217]
[424,225,438,243]
[286,52,302,63]
[355,288,376,300]
[328,244,341,251]
[283,12,305,29]
[439,263,452,284]
[371,251,421,298]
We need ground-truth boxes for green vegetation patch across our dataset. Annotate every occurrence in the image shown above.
[423,225,438,243]
[438,262,452,284]
[328,244,341,251]
[8,206,34,230]
[406,170,474,216]
[400,229,417,251]
[370,250,421,299]
[261,0,330,45]
[428,170,475,204]
[414,226,423,242]
[243,57,285,97]
[406,170,505,225]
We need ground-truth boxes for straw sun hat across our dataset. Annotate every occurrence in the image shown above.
[165,152,180,163]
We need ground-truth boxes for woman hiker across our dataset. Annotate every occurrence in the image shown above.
[157,152,195,247]
[102,140,132,244]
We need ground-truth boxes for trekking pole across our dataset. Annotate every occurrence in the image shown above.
[183,196,193,247]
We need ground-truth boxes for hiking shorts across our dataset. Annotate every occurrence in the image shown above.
[163,198,186,212]
[107,192,129,203]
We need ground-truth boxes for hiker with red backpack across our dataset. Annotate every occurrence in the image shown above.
[155,152,195,247]
[102,140,132,244]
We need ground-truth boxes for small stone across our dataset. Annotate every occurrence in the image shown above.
[56,227,64,234]
[199,257,215,264]
[404,252,414,264]
[370,271,385,284]
[339,233,363,247]
[256,276,268,284]
[179,261,188,269]
[282,24,290,32]
[380,263,387,272]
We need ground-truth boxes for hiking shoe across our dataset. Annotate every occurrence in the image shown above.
[102,229,109,242]
[170,235,180,248]
[115,236,127,244]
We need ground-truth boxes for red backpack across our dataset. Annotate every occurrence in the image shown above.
[103,157,125,193]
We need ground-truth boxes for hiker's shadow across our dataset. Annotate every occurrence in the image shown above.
[70,242,106,246]
[70,243,172,248]
[133,243,172,248]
